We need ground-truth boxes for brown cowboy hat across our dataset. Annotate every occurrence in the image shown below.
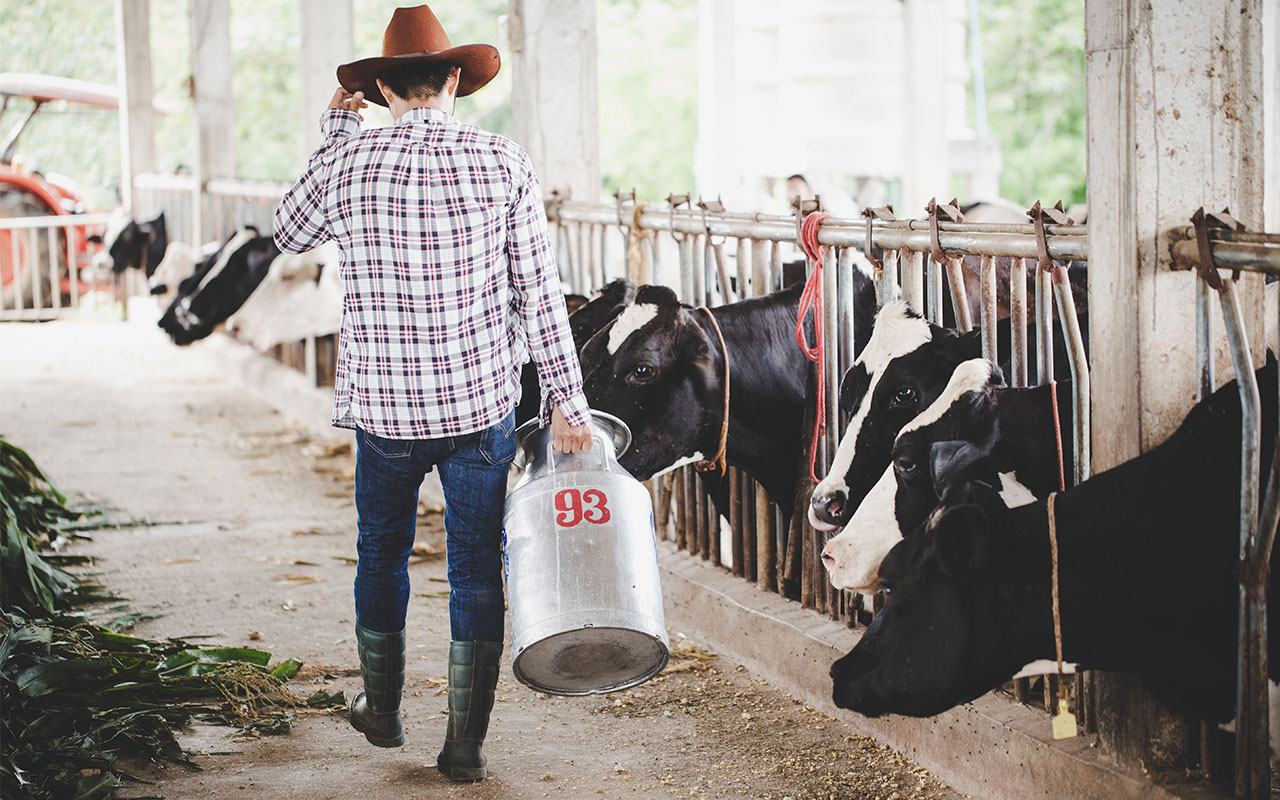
[336,5,500,106]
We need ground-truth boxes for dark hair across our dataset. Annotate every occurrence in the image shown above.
[786,173,809,184]
[379,61,458,100]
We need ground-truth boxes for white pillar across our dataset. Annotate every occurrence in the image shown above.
[113,0,155,213]
[299,0,354,156]
[900,0,953,212]
[1265,0,1279,229]
[1085,0,1265,772]
[507,0,600,202]
[189,0,236,243]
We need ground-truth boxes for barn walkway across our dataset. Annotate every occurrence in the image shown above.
[0,317,960,800]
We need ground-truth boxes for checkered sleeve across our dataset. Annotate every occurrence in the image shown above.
[272,110,358,254]
[506,159,591,428]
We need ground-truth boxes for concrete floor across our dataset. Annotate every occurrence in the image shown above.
[0,317,959,800]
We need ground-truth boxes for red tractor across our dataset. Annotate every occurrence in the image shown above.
[0,73,116,309]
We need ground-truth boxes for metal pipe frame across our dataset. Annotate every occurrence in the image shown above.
[548,203,1089,261]
[901,249,924,313]
[1214,279,1266,799]
[1010,258,1029,387]
[1170,239,1280,276]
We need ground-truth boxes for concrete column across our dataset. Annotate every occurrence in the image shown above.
[113,0,155,213]
[299,0,354,156]
[1266,0,1278,229]
[1085,0,1265,775]
[507,0,599,202]
[189,0,236,242]
[900,0,953,212]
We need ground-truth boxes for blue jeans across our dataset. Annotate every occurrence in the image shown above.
[353,411,515,643]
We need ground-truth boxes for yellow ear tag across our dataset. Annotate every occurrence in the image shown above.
[1052,696,1078,740]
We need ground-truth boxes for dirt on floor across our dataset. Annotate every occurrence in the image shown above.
[1,318,961,800]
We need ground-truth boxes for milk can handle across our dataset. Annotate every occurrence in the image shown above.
[546,435,610,473]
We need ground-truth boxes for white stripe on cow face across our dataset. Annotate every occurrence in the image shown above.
[606,303,659,354]
[811,301,933,530]
[821,465,900,595]
[898,359,999,437]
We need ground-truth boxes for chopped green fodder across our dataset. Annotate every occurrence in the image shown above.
[0,439,341,799]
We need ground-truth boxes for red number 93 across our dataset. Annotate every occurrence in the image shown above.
[554,489,611,527]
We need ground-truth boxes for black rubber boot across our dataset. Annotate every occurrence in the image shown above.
[349,623,405,748]
[436,640,503,782]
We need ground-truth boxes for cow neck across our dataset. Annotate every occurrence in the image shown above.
[987,381,1075,495]
[1004,376,1268,689]
[688,286,808,504]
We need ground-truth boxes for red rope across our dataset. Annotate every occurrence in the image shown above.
[795,211,832,483]
[1049,378,1066,492]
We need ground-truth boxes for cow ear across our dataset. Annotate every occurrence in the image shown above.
[927,502,989,574]
[930,440,985,492]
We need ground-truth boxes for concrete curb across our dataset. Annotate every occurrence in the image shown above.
[658,546,1225,800]
[205,334,1225,800]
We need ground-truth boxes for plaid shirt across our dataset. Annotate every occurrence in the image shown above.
[273,107,590,439]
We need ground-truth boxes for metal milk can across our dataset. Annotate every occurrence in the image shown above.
[503,410,669,695]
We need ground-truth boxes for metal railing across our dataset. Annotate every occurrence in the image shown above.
[1170,211,1280,799]
[0,212,144,321]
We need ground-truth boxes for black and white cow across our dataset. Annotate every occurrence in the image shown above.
[578,271,876,516]
[809,300,1084,532]
[822,358,1076,594]
[88,208,168,276]
[514,279,637,427]
[829,359,1278,723]
[158,227,279,346]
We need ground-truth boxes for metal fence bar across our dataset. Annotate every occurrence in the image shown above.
[880,249,899,306]
[1010,258,1029,387]
[899,249,921,313]
[1036,264,1054,385]
[980,256,998,364]
[944,256,973,332]
[926,254,943,325]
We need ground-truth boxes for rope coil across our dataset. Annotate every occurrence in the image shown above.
[795,211,832,483]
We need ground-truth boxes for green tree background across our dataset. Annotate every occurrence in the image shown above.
[0,0,1085,213]
[972,0,1086,206]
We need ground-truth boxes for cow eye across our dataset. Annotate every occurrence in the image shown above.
[891,386,917,407]
[629,364,657,384]
[894,456,918,478]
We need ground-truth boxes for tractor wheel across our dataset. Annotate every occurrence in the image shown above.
[0,188,62,312]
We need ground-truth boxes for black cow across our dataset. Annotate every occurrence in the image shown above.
[514,279,637,427]
[830,359,1278,723]
[578,272,876,517]
[158,227,279,346]
[809,300,1085,532]
[822,358,1077,594]
[88,209,168,276]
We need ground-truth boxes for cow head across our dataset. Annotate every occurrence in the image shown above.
[830,478,1044,717]
[159,228,276,346]
[89,209,167,276]
[820,359,1005,594]
[579,284,722,479]
[809,302,977,531]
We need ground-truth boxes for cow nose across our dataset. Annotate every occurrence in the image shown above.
[821,547,837,575]
[809,490,848,532]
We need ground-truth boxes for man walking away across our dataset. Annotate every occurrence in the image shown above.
[273,4,592,782]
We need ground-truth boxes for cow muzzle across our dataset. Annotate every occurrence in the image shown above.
[809,488,850,532]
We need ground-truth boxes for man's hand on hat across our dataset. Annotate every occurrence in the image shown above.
[329,88,368,119]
